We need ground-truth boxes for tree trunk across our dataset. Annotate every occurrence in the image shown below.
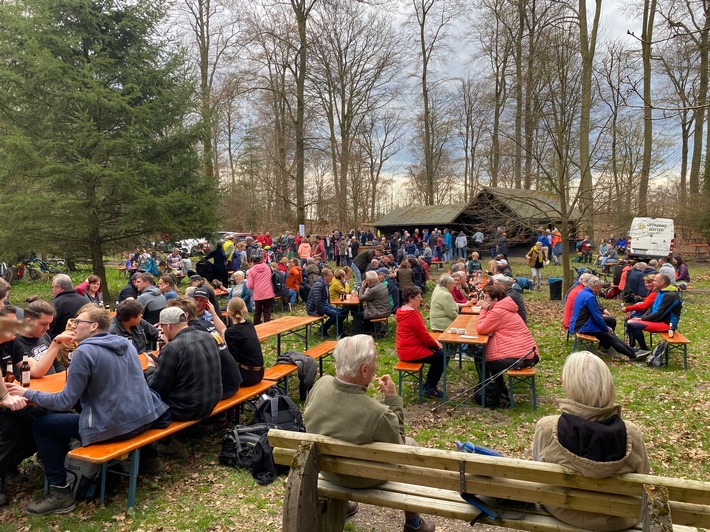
[638,0,657,217]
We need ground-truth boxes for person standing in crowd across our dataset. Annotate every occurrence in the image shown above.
[246,253,275,325]
[525,242,545,291]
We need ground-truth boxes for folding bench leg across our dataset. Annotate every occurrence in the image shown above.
[127,448,140,510]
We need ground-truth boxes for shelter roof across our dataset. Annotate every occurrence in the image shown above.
[373,203,469,228]
[478,186,582,221]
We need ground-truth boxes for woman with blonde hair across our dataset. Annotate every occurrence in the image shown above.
[224,298,264,386]
[532,351,649,531]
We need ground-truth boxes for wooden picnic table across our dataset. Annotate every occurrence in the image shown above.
[460,305,481,315]
[254,315,324,354]
[436,314,489,403]
[28,352,151,393]
[214,287,229,297]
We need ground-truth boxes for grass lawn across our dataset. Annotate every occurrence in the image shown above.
[1,258,709,531]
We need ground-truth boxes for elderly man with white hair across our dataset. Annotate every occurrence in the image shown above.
[303,335,435,532]
[228,270,253,312]
[570,276,637,360]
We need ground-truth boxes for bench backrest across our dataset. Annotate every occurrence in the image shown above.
[268,430,710,528]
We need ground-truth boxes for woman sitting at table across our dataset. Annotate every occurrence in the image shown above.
[451,272,476,310]
[75,275,103,306]
[429,276,459,332]
[396,286,447,398]
[673,255,690,283]
[224,297,264,387]
[329,268,352,303]
[475,285,538,404]
[533,351,649,531]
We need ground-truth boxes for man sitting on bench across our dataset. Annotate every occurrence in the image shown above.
[627,273,682,353]
[303,335,435,532]
[8,304,168,516]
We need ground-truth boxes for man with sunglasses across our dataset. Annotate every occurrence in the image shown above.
[7,304,168,515]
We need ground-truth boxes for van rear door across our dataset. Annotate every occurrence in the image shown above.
[628,218,674,259]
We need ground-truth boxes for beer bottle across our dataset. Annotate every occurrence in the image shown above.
[21,355,31,387]
[4,362,14,383]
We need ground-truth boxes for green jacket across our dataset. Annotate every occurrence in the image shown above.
[429,285,458,331]
[304,376,404,488]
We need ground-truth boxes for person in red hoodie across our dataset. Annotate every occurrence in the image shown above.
[563,272,592,330]
[623,275,657,317]
[395,286,448,399]
[476,285,538,402]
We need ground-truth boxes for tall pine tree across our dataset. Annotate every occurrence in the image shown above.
[0,0,218,298]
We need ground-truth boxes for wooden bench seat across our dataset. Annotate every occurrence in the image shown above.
[67,379,276,509]
[263,363,298,393]
[394,361,424,404]
[506,368,536,409]
[394,332,441,405]
[660,331,690,369]
[268,429,710,532]
[572,332,599,351]
[304,340,337,376]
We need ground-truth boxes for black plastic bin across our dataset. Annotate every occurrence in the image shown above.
[548,277,563,300]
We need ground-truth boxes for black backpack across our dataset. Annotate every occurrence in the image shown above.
[218,390,304,485]
[647,341,669,368]
[271,270,287,297]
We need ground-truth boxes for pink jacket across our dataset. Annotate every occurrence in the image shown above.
[476,296,537,363]
[298,242,312,259]
[246,262,275,301]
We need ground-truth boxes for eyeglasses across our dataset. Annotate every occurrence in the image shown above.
[71,319,96,327]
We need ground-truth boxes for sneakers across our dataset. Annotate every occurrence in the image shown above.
[156,438,189,459]
[422,386,444,398]
[26,484,76,515]
[597,346,614,357]
[346,501,359,519]
[403,517,435,532]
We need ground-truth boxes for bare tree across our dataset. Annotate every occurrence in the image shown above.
[175,0,244,180]
[408,0,462,204]
[308,0,403,227]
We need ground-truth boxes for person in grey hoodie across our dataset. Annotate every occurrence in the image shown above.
[135,273,167,325]
[8,304,168,516]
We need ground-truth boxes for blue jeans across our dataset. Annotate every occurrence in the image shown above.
[33,413,81,485]
[286,288,297,305]
[320,305,347,337]
[351,263,362,286]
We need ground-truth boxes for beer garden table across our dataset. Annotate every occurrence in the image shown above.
[436,313,489,404]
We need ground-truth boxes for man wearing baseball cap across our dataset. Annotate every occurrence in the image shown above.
[145,307,221,422]
[192,287,214,323]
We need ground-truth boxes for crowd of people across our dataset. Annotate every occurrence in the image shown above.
[0,221,692,531]
[0,273,266,514]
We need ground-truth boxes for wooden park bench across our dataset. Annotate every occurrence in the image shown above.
[268,429,710,532]
[67,379,276,509]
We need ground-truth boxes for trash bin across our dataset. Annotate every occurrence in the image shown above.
[548,278,563,300]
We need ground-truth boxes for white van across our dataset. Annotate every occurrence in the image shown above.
[627,217,675,260]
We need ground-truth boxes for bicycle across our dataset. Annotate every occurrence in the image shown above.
[0,262,12,282]
[22,257,70,281]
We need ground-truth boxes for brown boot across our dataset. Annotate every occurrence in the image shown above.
[26,483,76,515]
